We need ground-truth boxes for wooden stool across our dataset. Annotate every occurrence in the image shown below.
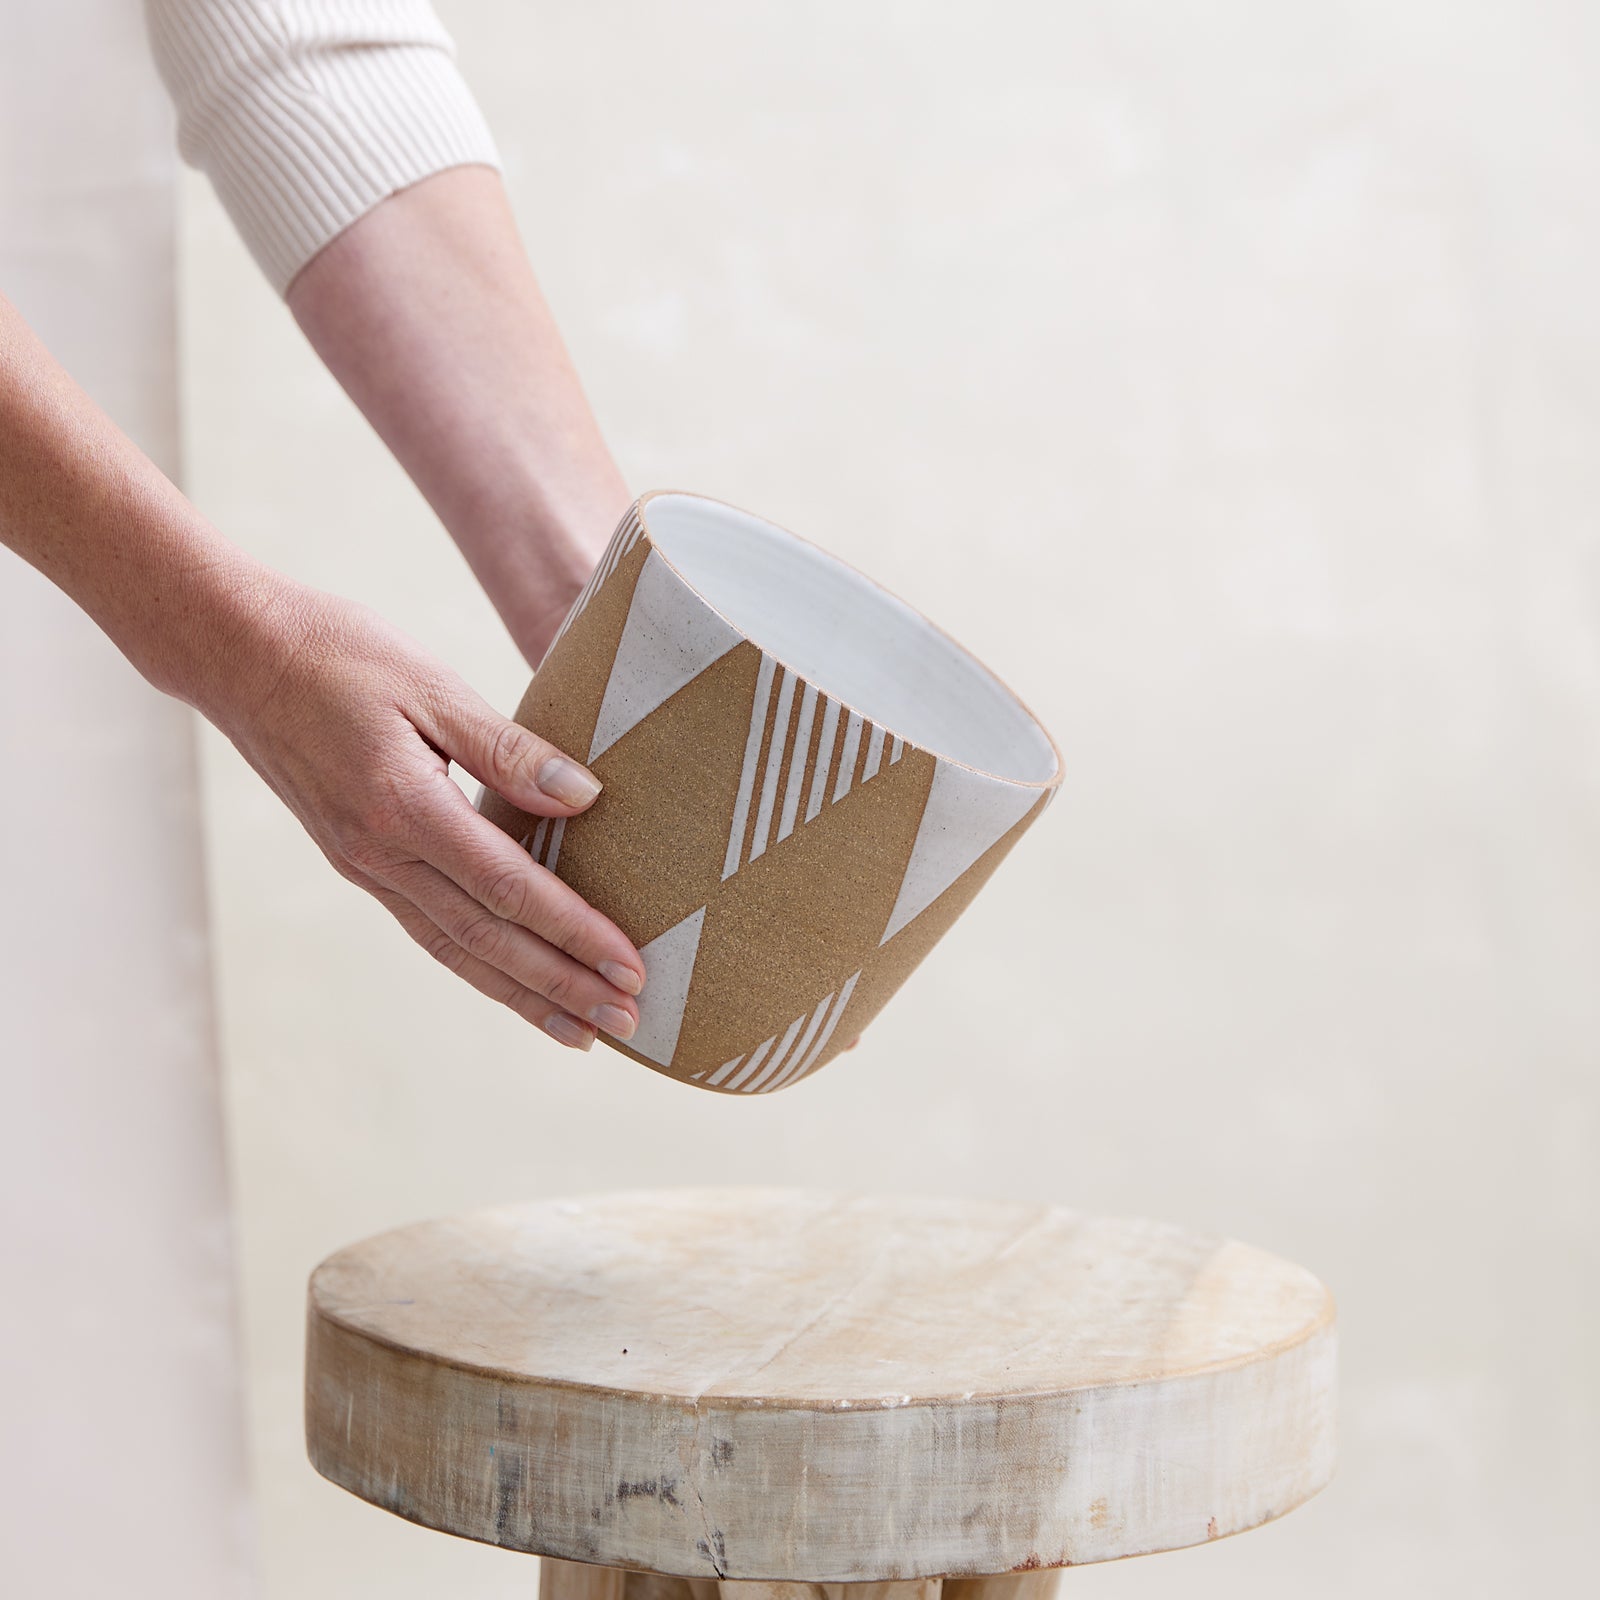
[305,1189,1335,1595]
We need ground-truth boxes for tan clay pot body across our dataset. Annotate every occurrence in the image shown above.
[479,492,1061,1092]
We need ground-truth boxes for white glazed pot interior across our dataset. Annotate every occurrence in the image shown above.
[643,494,1058,786]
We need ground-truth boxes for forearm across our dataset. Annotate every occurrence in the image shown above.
[0,293,278,712]
[286,167,631,668]
[3,289,642,1038]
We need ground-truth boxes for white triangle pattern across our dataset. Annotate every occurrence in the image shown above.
[879,764,1044,946]
[588,551,743,762]
[694,970,862,1093]
[544,504,644,662]
[721,662,908,883]
[630,905,706,1067]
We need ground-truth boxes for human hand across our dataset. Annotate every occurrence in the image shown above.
[200,578,644,1050]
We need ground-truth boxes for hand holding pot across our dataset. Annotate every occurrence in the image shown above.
[201,581,647,1050]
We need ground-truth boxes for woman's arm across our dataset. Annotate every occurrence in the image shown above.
[0,293,643,1049]
[144,2,624,667]
[286,166,631,669]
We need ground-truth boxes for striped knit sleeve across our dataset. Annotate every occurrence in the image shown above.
[143,1,502,295]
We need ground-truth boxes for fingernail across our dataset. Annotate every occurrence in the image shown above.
[589,1003,636,1041]
[599,959,643,996]
[544,1013,594,1050]
[537,755,602,807]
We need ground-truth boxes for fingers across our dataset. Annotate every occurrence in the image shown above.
[376,854,641,1041]
[402,771,646,991]
[369,885,599,1051]
[417,681,601,817]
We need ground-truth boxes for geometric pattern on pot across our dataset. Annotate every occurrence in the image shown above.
[695,969,862,1094]
[479,492,1062,1093]
[722,657,906,883]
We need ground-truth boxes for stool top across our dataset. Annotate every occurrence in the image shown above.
[306,1188,1335,1580]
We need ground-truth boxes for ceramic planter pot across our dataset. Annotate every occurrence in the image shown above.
[478,492,1061,1093]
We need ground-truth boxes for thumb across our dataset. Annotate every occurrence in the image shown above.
[424,685,602,815]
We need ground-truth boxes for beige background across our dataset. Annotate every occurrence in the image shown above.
[0,2,252,1594]
[10,0,1595,1596]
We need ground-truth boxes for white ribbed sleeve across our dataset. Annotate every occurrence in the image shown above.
[144,1,501,294]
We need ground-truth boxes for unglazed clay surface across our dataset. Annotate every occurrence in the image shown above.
[481,495,1063,1090]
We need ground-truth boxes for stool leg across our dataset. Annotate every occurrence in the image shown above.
[541,1570,1056,1600]
[718,1583,941,1600]
[623,1575,722,1600]
[942,1576,1060,1600]
[539,1564,730,1600]
[823,1585,943,1600]
[716,1585,827,1600]
[542,1558,628,1600]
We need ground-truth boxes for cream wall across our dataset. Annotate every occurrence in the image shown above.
[179,3,1598,1597]
[0,3,252,1594]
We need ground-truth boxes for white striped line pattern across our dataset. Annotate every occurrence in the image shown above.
[722,662,906,881]
[545,503,646,657]
[518,816,567,875]
[700,971,862,1093]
